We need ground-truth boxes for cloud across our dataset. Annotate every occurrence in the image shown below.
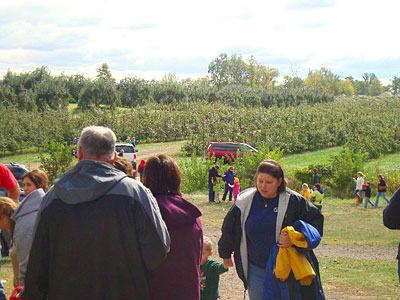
[287,0,336,10]
[0,0,400,81]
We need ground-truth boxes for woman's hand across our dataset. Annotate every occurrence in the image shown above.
[278,232,293,248]
[223,258,234,269]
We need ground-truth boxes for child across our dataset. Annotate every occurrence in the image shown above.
[138,160,146,182]
[233,177,240,202]
[200,236,228,300]
[362,181,374,209]
[309,183,323,210]
[300,183,311,201]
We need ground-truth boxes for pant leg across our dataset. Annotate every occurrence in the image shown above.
[247,263,265,300]
[208,182,215,202]
[375,192,381,207]
[382,191,390,203]
[222,184,229,201]
[228,186,233,201]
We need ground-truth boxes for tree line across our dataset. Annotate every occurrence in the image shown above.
[10,52,400,111]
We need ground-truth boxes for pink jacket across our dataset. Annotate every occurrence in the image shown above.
[233,182,240,200]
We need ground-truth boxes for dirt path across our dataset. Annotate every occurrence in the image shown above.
[136,145,182,160]
[203,227,398,300]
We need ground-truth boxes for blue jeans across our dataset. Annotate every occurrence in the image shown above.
[222,184,233,201]
[364,196,374,208]
[248,263,265,300]
[208,182,215,202]
[375,191,390,206]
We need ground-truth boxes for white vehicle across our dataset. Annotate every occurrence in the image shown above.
[115,143,138,168]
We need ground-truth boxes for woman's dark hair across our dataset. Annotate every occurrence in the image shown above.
[143,154,182,196]
[21,170,48,192]
[254,159,287,193]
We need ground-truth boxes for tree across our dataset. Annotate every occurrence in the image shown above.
[390,76,400,95]
[368,77,383,96]
[283,76,305,90]
[341,78,355,96]
[208,53,230,88]
[96,63,114,81]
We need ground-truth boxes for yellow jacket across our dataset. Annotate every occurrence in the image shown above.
[275,226,316,286]
[300,188,310,201]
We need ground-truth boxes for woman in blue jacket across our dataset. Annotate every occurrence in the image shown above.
[222,166,236,202]
[218,159,325,300]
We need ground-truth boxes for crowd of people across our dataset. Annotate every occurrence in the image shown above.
[0,127,398,300]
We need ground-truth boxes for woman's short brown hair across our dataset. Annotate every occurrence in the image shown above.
[142,154,182,196]
[114,156,137,179]
[254,159,287,193]
[0,197,18,218]
[22,170,48,192]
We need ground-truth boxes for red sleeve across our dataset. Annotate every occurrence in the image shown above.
[0,163,17,191]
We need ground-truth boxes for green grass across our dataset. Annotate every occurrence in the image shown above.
[281,146,343,170]
[0,152,42,169]
[320,257,399,299]
[365,151,400,174]
[321,197,398,246]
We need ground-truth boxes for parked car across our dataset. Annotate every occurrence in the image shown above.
[0,162,29,256]
[115,143,138,169]
[206,142,258,163]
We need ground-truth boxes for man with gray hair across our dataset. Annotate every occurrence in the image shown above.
[22,126,170,300]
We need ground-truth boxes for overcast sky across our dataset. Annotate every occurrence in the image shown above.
[1,0,399,82]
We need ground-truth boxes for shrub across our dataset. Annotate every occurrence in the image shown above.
[40,141,74,184]
[328,146,368,198]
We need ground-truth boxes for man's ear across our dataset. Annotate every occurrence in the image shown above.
[109,151,117,165]
[78,146,84,161]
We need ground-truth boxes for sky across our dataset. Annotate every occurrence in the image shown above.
[1,0,400,83]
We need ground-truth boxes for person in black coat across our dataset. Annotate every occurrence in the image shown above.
[383,188,400,283]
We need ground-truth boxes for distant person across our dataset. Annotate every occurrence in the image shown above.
[208,165,223,202]
[22,126,170,300]
[138,160,146,182]
[383,188,400,283]
[309,183,324,210]
[362,181,374,209]
[143,154,203,300]
[233,177,240,202]
[312,168,320,186]
[200,236,228,300]
[10,170,48,287]
[301,183,311,201]
[222,166,236,202]
[218,160,324,299]
[375,174,390,207]
[131,136,137,148]
[353,171,365,204]
[72,135,79,145]
[124,136,131,143]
